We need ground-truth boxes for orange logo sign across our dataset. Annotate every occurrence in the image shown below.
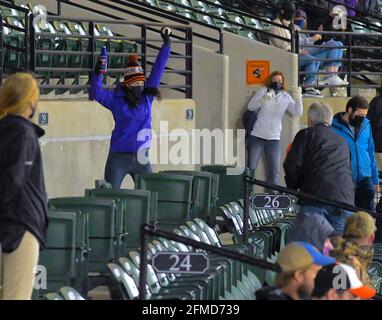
[246,60,270,85]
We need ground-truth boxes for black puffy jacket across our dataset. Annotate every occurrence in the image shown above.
[283,123,355,206]
[0,115,48,252]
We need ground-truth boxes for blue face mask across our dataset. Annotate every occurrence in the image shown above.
[294,19,305,29]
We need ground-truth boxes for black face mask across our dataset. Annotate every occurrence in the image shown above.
[29,106,36,119]
[349,114,365,128]
[123,85,144,107]
[271,82,283,92]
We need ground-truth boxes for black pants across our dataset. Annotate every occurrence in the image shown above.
[355,177,375,211]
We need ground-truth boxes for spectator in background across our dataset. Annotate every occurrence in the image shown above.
[0,73,48,300]
[287,212,339,254]
[294,10,347,97]
[367,93,382,171]
[284,102,354,233]
[246,71,303,186]
[312,263,376,300]
[269,1,296,51]
[332,96,379,210]
[330,211,376,287]
[255,242,336,300]
[90,27,171,188]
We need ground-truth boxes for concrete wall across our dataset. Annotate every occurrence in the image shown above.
[36,99,195,198]
[222,31,300,184]
[28,0,301,185]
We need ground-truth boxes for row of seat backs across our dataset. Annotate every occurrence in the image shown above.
[160,170,219,226]
[37,190,157,297]
[135,173,200,229]
[142,0,270,40]
[107,218,231,300]
[44,287,85,300]
[1,3,137,94]
[201,165,248,208]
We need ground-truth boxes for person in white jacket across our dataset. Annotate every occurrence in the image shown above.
[247,71,303,186]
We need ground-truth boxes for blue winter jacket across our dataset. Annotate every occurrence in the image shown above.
[332,112,379,185]
[89,44,171,153]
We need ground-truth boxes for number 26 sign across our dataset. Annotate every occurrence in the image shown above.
[250,194,292,210]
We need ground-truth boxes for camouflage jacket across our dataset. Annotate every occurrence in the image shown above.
[330,237,374,287]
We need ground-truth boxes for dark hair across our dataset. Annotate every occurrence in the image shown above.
[346,95,369,112]
[278,1,296,20]
[142,87,162,101]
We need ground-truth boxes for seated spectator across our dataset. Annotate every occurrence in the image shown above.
[294,10,347,97]
[330,211,376,287]
[269,2,296,51]
[312,263,376,300]
[284,102,355,234]
[287,212,339,254]
[255,241,336,300]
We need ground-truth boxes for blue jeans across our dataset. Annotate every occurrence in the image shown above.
[299,40,344,85]
[300,202,353,234]
[299,55,320,85]
[309,40,344,68]
[104,151,152,189]
[247,135,281,186]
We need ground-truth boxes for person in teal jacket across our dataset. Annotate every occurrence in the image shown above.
[89,27,171,188]
[332,96,379,210]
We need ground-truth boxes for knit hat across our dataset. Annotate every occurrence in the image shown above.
[344,212,377,240]
[123,54,145,86]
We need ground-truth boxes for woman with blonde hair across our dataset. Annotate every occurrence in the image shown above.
[246,71,303,186]
[0,73,48,300]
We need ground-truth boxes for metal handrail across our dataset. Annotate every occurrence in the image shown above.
[294,30,382,94]
[59,0,223,53]
[112,0,293,50]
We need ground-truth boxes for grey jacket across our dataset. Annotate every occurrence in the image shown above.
[287,212,338,252]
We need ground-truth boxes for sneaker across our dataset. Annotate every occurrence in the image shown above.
[322,75,348,86]
[303,88,323,97]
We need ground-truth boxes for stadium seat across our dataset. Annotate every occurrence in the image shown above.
[58,287,85,300]
[135,173,198,229]
[36,209,89,298]
[85,188,156,255]
[49,197,122,290]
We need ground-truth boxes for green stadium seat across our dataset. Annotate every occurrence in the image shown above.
[162,170,219,226]
[44,293,64,300]
[201,166,248,208]
[135,173,198,230]
[48,197,121,290]
[36,209,89,298]
[128,250,209,299]
[58,287,85,300]
[107,263,139,300]
[85,188,156,255]
[118,257,196,299]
